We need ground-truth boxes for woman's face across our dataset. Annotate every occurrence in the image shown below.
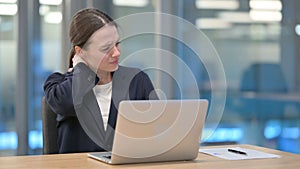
[82,24,120,73]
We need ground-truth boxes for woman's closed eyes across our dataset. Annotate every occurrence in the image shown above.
[100,41,121,53]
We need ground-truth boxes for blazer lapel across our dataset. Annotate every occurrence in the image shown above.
[76,90,107,147]
[104,66,141,147]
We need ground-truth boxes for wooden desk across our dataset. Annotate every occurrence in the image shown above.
[0,144,299,169]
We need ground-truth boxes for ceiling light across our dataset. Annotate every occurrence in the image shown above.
[113,0,148,7]
[196,0,239,10]
[219,12,252,23]
[295,24,300,36]
[250,10,282,22]
[39,0,62,5]
[249,0,282,11]
[44,12,62,24]
[0,0,17,3]
[196,18,232,29]
[0,4,17,15]
[39,5,50,16]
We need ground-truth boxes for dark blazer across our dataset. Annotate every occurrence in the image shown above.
[43,63,158,153]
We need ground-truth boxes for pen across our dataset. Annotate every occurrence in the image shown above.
[228,148,247,156]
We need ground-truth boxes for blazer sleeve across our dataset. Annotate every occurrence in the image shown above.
[129,71,159,100]
[43,63,98,117]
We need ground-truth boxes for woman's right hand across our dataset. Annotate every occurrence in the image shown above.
[73,52,104,73]
[68,54,86,72]
[72,54,87,68]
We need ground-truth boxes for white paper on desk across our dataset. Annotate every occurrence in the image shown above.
[199,147,281,160]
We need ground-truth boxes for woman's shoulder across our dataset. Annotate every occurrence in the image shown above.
[114,65,148,80]
[45,72,63,80]
[117,65,141,73]
[44,71,72,86]
[46,71,68,79]
[116,65,144,75]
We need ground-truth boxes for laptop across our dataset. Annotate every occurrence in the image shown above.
[88,99,208,165]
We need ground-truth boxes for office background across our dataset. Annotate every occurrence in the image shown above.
[0,0,300,156]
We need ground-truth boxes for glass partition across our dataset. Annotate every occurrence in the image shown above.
[0,0,18,156]
[27,0,62,155]
[184,0,300,153]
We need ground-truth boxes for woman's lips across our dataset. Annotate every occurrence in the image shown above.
[109,60,118,64]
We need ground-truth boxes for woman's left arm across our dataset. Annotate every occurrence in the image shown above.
[129,71,159,100]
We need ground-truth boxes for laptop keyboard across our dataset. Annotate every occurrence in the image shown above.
[104,155,112,159]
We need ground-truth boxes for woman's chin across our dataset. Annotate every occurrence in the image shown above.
[98,65,119,72]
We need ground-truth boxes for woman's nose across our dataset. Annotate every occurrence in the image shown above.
[111,45,120,57]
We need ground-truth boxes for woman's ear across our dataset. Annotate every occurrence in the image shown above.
[74,46,82,55]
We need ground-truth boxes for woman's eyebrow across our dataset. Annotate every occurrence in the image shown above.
[102,39,120,47]
[98,41,113,48]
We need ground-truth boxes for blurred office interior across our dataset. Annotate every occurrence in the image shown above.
[0,0,299,156]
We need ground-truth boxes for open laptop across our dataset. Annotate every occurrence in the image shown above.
[88,99,208,165]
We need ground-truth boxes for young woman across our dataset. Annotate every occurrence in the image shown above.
[43,8,158,153]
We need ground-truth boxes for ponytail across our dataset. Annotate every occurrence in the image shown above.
[68,48,76,68]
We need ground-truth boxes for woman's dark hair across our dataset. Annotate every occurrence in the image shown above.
[68,8,117,68]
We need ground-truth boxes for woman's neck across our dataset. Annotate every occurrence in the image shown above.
[97,71,112,85]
